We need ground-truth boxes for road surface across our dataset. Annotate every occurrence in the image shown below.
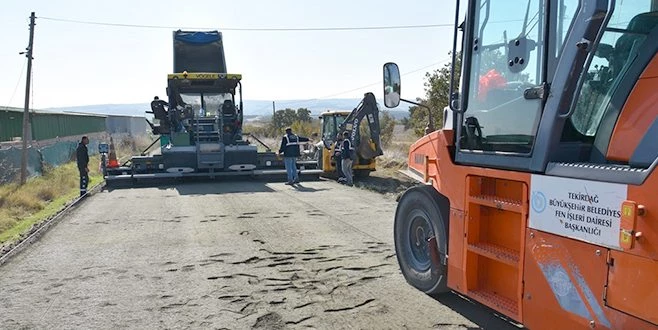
[0,179,519,329]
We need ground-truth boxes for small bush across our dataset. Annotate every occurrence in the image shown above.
[379,111,396,147]
[4,189,44,212]
[35,185,58,202]
[0,184,16,208]
[0,210,17,233]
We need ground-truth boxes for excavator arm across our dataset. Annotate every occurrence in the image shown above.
[338,92,384,160]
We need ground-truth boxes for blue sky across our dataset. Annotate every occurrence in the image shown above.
[1,0,458,109]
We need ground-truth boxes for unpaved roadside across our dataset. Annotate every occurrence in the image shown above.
[0,179,517,329]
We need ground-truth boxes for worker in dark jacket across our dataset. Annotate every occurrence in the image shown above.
[278,127,309,185]
[151,96,171,131]
[332,134,345,183]
[76,136,90,196]
[340,131,354,186]
[150,96,169,118]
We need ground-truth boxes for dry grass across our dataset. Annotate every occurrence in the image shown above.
[112,133,155,160]
[0,156,103,244]
[0,135,150,245]
[0,209,17,234]
[377,125,415,174]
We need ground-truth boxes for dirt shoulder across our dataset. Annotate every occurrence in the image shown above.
[351,154,419,198]
[355,169,417,198]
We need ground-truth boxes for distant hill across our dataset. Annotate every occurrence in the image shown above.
[45,103,150,117]
[44,98,410,120]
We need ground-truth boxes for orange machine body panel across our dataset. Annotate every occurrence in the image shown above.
[406,128,658,329]
[523,230,656,329]
[607,251,658,326]
[607,54,658,163]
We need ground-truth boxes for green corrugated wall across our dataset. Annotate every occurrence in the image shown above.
[0,109,23,142]
[31,113,106,140]
[0,108,106,142]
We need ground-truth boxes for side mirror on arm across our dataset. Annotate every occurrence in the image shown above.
[383,62,436,134]
[383,62,401,108]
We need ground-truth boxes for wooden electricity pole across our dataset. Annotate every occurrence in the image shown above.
[20,12,36,185]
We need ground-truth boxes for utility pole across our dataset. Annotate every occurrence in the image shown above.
[20,12,36,185]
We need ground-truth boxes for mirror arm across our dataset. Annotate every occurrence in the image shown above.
[401,98,435,134]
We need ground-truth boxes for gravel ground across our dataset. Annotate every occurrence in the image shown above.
[0,178,518,330]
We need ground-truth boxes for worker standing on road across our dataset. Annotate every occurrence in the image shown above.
[340,131,354,186]
[76,136,90,197]
[278,127,309,185]
[332,134,345,183]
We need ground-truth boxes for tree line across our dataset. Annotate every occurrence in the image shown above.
[244,107,396,148]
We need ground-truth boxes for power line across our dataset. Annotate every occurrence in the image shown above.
[38,16,453,31]
[30,63,35,112]
[274,58,451,109]
[7,58,27,107]
[39,16,525,32]
[321,59,449,99]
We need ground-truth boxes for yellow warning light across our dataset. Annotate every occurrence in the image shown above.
[619,201,638,250]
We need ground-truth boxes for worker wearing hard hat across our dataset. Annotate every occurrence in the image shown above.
[278,127,310,185]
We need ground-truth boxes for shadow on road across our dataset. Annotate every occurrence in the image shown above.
[103,172,323,192]
[434,292,524,330]
[170,181,277,195]
[103,176,334,195]
[290,183,329,193]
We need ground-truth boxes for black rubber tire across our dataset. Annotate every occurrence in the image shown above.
[394,185,449,295]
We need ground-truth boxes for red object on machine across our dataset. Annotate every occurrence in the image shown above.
[478,69,506,101]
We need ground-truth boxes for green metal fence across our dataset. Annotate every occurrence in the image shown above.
[0,138,102,184]
[0,107,106,142]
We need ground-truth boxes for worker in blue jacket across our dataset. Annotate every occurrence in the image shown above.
[278,127,310,185]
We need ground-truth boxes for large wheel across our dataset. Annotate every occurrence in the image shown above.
[394,185,449,295]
